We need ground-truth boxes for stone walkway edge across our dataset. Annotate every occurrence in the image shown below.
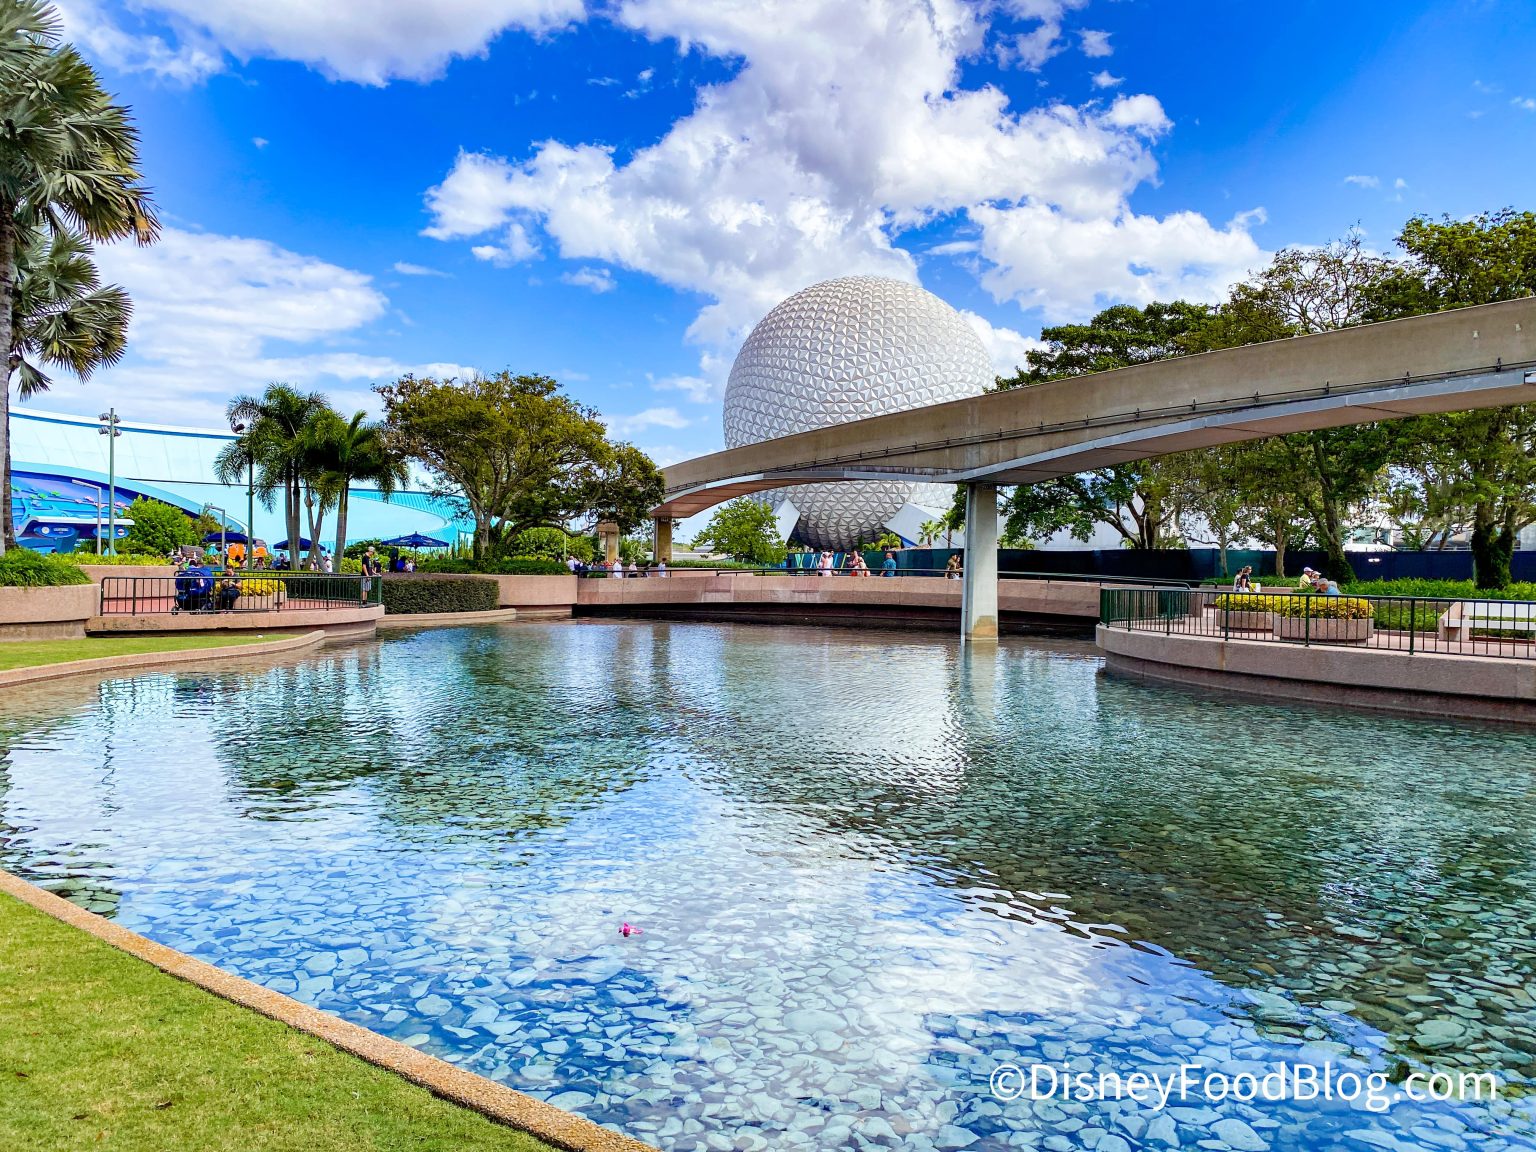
[0,870,656,1152]
[0,629,330,689]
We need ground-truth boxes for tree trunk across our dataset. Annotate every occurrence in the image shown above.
[334,488,349,565]
[1470,502,1514,590]
[286,471,302,571]
[0,217,15,555]
[1319,500,1355,584]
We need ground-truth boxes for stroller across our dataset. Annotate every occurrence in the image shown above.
[173,566,215,613]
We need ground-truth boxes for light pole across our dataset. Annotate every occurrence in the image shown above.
[98,409,121,555]
[231,421,254,559]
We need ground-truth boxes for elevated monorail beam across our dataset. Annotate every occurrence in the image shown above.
[654,296,1536,519]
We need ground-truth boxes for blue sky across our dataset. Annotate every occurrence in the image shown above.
[41,0,1536,466]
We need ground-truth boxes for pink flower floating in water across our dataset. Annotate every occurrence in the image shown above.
[620,922,643,937]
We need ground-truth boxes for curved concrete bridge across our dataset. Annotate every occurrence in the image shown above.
[653,297,1536,638]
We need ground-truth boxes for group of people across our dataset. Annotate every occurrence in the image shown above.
[568,556,666,577]
[1231,564,1342,596]
[811,550,900,576]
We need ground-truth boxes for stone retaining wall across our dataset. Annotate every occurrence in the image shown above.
[0,583,100,641]
[1097,625,1536,724]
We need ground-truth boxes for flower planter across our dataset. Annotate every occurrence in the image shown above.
[1273,616,1374,643]
[1209,609,1274,631]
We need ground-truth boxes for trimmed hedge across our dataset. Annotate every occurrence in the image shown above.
[0,550,93,587]
[381,576,499,615]
[63,551,170,566]
[416,557,567,576]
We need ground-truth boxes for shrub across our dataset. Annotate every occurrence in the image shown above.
[62,551,169,566]
[381,576,499,614]
[121,497,197,556]
[1271,595,1374,620]
[1211,593,1289,611]
[510,526,570,561]
[1345,578,1536,602]
[238,578,282,597]
[340,556,362,574]
[1201,575,1306,588]
[0,549,93,587]
[344,538,383,560]
[415,556,567,576]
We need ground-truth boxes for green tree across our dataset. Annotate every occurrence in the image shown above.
[581,441,665,536]
[376,371,649,560]
[692,498,786,565]
[305,409,408,565]
[1,227,131,545]
[214,384,330,570]
[1197,237,1404,581]
[996,302,1209,549]
[120,496,194,556]
[0,1,158,555]
[1363,210,1536,587]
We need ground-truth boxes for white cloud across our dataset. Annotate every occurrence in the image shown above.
[1079,29,1112,57]
[56,0,585,85]
[996,0,1088,70]
[58,227,471,423]
[422,0,1265,394]
[561,266,616,292]
[467,220,541,265]
[393,261,450,277]
[971,204,1265,320]
[1343,174,1380,189]
[605,406,691,436]
[1513,97,1536,112]
[959,311,1043,379]
[1090,69,1121,88]
[252,136,269,149]
[1393,177,1407,190]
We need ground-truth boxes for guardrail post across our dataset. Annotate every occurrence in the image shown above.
[1408,597,1416,655]
[131,578,138,616]
[1304,599,1311,647]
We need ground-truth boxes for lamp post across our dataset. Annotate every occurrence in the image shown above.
[98,409,121,555]
[232,421,254,564]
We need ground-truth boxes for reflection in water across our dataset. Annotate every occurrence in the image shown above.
[1,621,1533,1151]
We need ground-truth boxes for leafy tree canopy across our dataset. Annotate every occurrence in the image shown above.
[691,498,786,566]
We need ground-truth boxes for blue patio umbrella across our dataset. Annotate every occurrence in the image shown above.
[379,533,451,548]
[273,538,315,550]
[202,531,250,544]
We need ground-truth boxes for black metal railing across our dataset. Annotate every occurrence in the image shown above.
[99,573,383,615]
[1101,587,1536,660]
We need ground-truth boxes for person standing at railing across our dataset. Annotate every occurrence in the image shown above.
[881,551,897,577]
[945,553,962,580]
[360,546,381,605]
[656,559,668,577]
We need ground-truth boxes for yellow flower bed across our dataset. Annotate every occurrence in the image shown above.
[1270,595,1374,620]
[237,578,282,598]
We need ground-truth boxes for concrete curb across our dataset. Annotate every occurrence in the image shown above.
[0,629,329,689]
[378,608,521,629]
[0,870,655,1152]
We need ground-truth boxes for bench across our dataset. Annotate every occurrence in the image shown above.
[1438,601,1536,642]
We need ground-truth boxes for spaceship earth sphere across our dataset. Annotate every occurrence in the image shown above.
[722,275,993,550]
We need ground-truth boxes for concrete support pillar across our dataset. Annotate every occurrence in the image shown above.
[960,483,998,641]
[597,521,621,565]
[652,517,673,563]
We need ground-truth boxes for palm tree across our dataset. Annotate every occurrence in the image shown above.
[1,226,130,544]
[307,409,409,563]
[215,385,329,570]
[0,1,158,554]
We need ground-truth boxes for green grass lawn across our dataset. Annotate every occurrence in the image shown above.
[0,633,301,672]
[0,893,555,1151]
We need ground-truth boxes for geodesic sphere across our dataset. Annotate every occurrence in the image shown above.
[723,275,992,550]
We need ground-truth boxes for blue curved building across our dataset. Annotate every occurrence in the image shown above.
[11,406,462,553]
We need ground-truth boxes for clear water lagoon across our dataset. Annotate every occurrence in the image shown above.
[2,621,1534,1151]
